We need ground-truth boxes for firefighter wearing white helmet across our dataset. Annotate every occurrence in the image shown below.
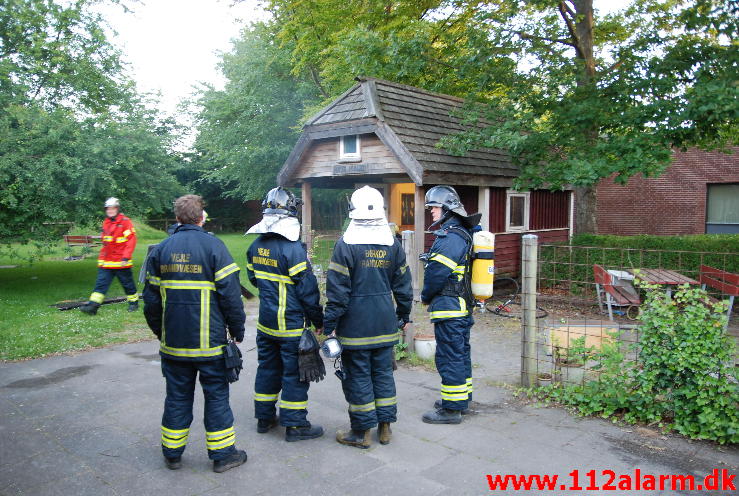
[324,186,413,448]
[421,185,482,425]
[79,197,138,315]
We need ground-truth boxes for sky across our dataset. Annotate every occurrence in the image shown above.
[98,0,269,120]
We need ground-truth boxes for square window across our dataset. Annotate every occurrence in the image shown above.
[506,191,530,232]
[340,135,360,159]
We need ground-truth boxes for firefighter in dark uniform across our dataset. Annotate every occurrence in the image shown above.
[143,195,248,473]
[245,187,325,442]
[324,186,413,448]
[421,185,480,424]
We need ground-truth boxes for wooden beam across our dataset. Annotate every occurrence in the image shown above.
[301,182,312,249]
[478,186,491,231]
[361,79,384,121]
[307,121,377,140]
[277,133,312,186]
[375,122,424,185]
[413,184,426,301]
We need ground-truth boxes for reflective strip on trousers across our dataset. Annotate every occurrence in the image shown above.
[348,401,376,412]
[254,392,279,402]
[161,426,189,449]
[374,397,397,407]
[280,400,307,410]
[126,293,139,302]
[89,292,105,304]
[206,427,235,450]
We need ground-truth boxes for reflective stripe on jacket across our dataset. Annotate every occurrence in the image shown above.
[421,216,472,322]
[142,224,246,361]
[98,214,137,269]
[324,238,413,350]
[246,233,323,340]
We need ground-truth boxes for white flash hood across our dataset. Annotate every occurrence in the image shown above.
[246,214,301,242]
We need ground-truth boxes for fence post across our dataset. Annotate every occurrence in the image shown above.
[521,234,539,387]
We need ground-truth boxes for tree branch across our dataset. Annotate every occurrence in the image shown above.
[515,31,576,47]
[557,1,581,55]
[308,65,330,99]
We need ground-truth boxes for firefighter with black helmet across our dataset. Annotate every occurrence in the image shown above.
[324,186,413,448]
[80,197,138,315]
[421,185,481,424]
[245,186,325,442]
[142,194,248,473]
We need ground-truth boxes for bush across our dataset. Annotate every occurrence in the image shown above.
[538,283,739,444]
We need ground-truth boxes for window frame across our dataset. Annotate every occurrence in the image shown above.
[339,134,361,161]
[505,190,530,232]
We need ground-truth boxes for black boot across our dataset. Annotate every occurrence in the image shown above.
[422,408,462,424]
[285,423,324,442]
[213,449,247,473]
[164,456,182,470]
[79,302,100,315]
[434,399,471,415]
[128,301,139,312]
[257,417,278,434]
[336,429,371,449]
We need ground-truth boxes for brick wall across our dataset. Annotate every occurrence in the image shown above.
[596,148,739,236]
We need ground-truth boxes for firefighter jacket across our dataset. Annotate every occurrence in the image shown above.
[246,233,323,340]
[142,224,246,361]
[421,216,473,322]
[324,238,413,350]
[98,214,137,269]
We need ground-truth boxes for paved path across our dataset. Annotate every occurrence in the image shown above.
[1,321,737,496]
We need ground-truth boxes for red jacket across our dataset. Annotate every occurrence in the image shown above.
[98,214,137,269]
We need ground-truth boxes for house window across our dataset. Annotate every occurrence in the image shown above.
[505,191,530,232]
[340,135,360,160]
[401,193,415,225]
[706,183,739,234]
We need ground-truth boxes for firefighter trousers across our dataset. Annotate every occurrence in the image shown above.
[434,316,473,410]
[341,345,397,431]
[160,357,238,461]
[89,268,138,304]
[254,333,310,427]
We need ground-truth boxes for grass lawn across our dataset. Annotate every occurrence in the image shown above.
[0,226,256,361]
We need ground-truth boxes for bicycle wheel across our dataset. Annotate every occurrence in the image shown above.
[488,302,548,319]
[492,277,519,298]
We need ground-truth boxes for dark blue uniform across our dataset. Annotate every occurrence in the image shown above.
[246,233,323,427]
[324,238,413,431]
[143,224,246,461]
[421,216,474,411]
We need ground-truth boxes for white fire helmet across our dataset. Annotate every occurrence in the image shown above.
[348,186,385,220]
[104,197,120,208]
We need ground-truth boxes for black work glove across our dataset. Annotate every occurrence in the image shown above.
[224,342,243,383]
[298,349,326,383]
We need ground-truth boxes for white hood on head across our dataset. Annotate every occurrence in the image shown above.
[343,218,395,246]
[246,214,301,242]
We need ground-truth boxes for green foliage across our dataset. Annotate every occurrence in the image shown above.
[394,341,409,360]
[553,335,594,366]
[571,233,739,254]
[539,284,739,444]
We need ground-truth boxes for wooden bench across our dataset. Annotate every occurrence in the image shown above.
[63,235,101,259]
[593,264,641,320]
[699,265,738,325]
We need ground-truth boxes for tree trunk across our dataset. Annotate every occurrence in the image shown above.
[574,186,597,234]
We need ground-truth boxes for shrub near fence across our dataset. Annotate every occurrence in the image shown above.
[539,234,739,301]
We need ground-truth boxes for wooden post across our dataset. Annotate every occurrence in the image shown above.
[478,186,490,231]
[413,184,425,301]
[301,182,312,249]
[521,234,538,388]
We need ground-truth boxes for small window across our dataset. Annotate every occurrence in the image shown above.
[340,135,361,160]
[506,191,530,232]
[401,193,415,225]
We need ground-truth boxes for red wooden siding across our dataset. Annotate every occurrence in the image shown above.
[494,229,569,275]
[489,187,506,233]
[530,190,570,230]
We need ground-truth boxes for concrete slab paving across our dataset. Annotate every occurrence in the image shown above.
[1,319,737,496]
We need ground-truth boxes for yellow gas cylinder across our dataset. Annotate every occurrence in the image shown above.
[471,231,495,300]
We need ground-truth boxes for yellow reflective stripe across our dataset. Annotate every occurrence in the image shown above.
[429,297,468,319]
[102,236,113,242]
[349,401,375,412]
[254,270,293,284]
[162,436,188,449]
[254,392,279,402]
[277,282,287,330]
[246,262,254,271]
[467,378,474,392]
[441,384,468,392]
[147,275,161,286]
[126,294,139,302]
[215,263,239,281]
[337,332,399,346]
[256,323,303,338]
[162,426,189,435]
[288,261,307,276]
[115,236,130,243]
[429,252,457,270]
[98,260,131,268]
[89,292,105,304]
[280,400,307,410]
[206,427,235,439]
[159,344,224,358]
[441,392,469,401]
[200,290,207,349]
[123,230,131,236]
[161,286,167,343]
[374,397,397,407]
[160,280,216,290]
[328,261,349,276]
